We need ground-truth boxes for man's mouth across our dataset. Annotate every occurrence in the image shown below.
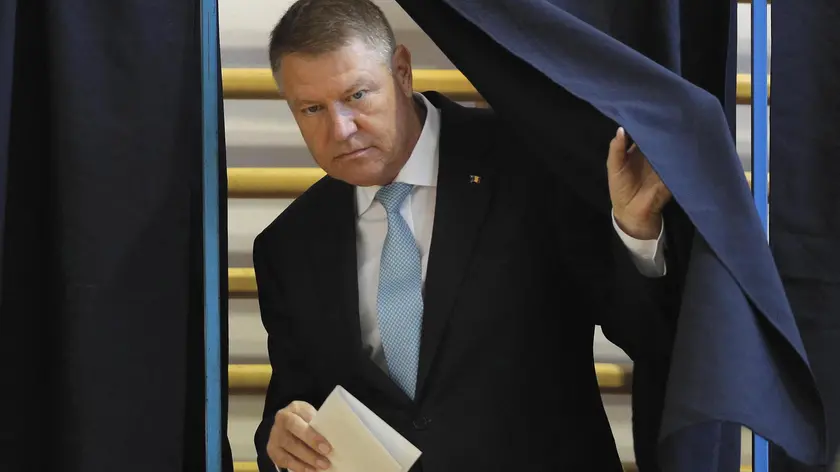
[336,147,371,159]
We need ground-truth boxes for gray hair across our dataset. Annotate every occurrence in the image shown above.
[268,0,397,71]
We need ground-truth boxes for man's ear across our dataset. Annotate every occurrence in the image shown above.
[391,44,413,98]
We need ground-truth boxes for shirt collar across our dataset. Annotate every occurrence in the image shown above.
[356,93,441,216]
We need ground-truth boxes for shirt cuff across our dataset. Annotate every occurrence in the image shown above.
[611,209,667,278]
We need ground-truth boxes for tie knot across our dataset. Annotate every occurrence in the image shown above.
[376,182,413,213]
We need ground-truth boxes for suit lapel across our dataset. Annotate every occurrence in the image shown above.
[416,97,495,397]
[308,179,362,361]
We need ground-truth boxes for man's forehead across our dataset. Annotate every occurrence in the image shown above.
[279,42,386,102]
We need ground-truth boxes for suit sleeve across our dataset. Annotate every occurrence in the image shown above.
[542,179,680,470]
[509,113,681,470]
[252,233,321,472]
[603,203,685,470]
[535,164,678,360]
[596,207,677,361]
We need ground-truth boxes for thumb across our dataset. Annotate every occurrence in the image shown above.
[606,127,628,175]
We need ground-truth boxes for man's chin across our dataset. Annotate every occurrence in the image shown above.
[341,174,391,187]
[331,161,393,187]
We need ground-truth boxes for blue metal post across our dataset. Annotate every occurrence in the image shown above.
[200,0,222,471]
[751,0,770,471]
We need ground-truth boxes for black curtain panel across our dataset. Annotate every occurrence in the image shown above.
[769,1,840,470]
[0,1,231,471]
[392,0,828,470]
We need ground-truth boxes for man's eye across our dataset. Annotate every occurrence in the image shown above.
[302,105,321,114]
[350,90,366,100]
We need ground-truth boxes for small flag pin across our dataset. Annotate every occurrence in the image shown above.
[469,175,481,184]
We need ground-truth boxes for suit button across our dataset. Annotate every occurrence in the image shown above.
[413,416,431,430]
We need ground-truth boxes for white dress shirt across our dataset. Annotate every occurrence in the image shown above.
[355,93,666,369]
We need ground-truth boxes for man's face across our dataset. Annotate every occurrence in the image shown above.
[278,39,416,187]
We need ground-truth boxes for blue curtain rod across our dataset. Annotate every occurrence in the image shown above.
[200,0,222,470]
[752,0,770,469]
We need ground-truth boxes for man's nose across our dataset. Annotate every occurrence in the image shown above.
[329,104,358,141]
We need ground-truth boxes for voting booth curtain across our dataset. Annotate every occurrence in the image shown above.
[769,0,840,470]
[392,0,829,470]
[0,1,230,471]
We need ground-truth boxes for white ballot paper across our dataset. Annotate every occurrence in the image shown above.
[309,385,422,472]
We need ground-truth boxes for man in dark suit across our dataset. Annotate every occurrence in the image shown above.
[253,0,676,470]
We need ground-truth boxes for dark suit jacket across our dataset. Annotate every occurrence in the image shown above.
[253,92,675,471]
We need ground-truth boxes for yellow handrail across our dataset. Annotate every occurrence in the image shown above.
[229,267,258,296]
[228,167,325,198]
[221,68,767,104]
[227,168,758,199]
[228,362,629,392]
[229,364,272,390]
[222,68,481,101]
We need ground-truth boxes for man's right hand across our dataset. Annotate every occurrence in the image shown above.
[267,401,333,472]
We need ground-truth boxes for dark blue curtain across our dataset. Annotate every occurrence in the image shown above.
[769,0,840,470]
[393,0,828,470]
[0,1,231,471]
[655,2,744,470]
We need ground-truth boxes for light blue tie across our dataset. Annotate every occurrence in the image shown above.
[376,182,423,399]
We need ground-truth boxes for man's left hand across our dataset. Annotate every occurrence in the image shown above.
[607,127,672,240]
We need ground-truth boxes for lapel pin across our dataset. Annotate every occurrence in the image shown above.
[469,175,482,184]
